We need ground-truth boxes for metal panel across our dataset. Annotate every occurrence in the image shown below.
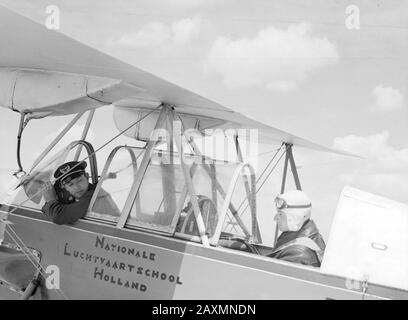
[321,186,408,292]
[5,207,408,299]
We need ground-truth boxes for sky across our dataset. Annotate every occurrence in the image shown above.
[0,0,407,244]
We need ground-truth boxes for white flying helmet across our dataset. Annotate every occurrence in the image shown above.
[274,190,312,232]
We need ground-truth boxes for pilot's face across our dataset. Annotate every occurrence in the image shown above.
[274,210,289,232]
[62,174,89,199]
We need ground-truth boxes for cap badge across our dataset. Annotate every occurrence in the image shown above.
[60,165,71,174]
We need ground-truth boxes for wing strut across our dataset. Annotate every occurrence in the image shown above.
[13,113,30,178]
[273,143,302,245]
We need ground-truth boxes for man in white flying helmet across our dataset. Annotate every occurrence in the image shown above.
[269,190,326,267]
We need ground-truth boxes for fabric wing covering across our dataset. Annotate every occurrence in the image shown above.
[0,6,356,156]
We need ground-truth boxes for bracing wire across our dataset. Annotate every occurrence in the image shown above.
[235,143,284,214]
[4,226,69,299]
[225,146,287,234]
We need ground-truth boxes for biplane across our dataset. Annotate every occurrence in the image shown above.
[0,6,407,300]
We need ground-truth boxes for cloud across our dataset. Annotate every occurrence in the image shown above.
[333,131,408,201]
[171,18,202,45]
[167,0,223,7]
[110,22,171,48]
[108,17,202,48]
[204,23,339,91]
[333,131,408,172]
[371,85,404,112]
[265,81,297,92]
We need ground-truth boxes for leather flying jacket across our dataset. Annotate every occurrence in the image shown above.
[269,219,326,267]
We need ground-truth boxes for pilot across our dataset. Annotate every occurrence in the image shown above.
[42,161,121,225]
[269,190,325,267]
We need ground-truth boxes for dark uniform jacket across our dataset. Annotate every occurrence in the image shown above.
[42,184,120,225]
[269,219,326,267]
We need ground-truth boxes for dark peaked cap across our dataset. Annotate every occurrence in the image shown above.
[54,161,87,185]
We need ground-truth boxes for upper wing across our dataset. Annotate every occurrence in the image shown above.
[0,5,357,157]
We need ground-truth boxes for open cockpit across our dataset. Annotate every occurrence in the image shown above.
[10,104,269,257]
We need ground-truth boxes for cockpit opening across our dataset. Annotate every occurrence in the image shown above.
[6,104,326,270]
